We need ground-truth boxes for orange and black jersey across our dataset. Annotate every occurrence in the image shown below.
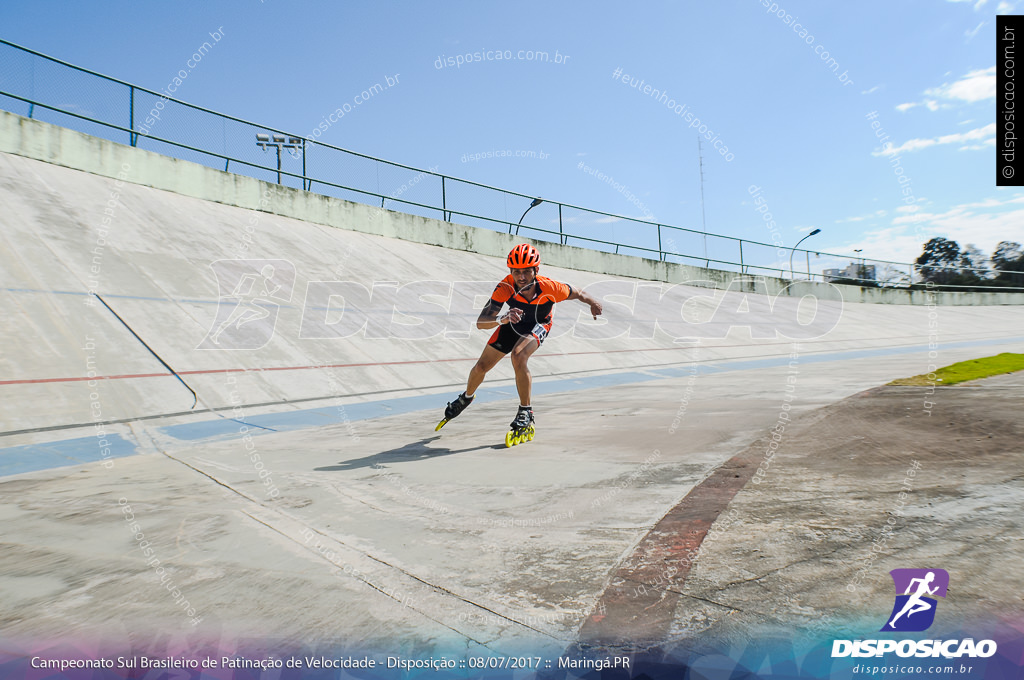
[488,275,573,334]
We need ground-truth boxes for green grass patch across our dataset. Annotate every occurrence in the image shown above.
[889,353,1024,386]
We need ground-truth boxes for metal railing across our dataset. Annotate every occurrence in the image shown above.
[1,38,1019,291]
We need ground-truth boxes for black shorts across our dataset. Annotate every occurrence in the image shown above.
[487,321,552,354]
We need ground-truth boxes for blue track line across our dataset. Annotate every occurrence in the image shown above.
[2,335,1022,478]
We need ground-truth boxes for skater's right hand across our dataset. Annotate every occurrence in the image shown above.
[500,308,524,325]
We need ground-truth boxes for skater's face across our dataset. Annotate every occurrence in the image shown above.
[510,266,537,289]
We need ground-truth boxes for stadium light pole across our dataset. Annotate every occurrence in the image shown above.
[256,133,303,184]
[790,229,821,280]
[854,248,865,282]
[515,198,544,235]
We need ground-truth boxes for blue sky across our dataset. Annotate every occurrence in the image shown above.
[0,0,1013,278]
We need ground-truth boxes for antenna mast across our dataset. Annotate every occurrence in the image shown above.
[698,136,708,260]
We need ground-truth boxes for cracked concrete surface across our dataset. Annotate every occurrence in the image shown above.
[656,372,1024,656]
[2,147,1023,657]
[3,358,1023,657]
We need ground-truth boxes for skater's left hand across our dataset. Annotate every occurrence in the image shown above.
[569,288,603,320]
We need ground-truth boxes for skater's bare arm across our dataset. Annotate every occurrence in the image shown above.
[567,288,603,320]
[476,301,523,329]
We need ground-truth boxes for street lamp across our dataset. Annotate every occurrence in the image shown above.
[514,197,544,235]
[256,133,303,185]
[790,228,822,280]
[853,248,865,282]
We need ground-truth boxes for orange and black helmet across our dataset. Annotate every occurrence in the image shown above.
[507,243,540,269]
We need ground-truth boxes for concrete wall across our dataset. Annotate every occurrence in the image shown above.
[3,108,1024,437]
[2,109,1020,307]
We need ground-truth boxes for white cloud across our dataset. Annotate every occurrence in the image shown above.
[951,195,1024,210]
[926,66,995,103]
[877,197,1024,260]
[873,122,995,155]
[894,66,995,113]
[835,210,887,224]
[959,138,997,150]
[915,209,1024,245]
[965,21,985,40]
[595,216,622,224]
[947,0,989,9]
[896,100,942,113]
[862,85,881,95]
[836,193,1024,266]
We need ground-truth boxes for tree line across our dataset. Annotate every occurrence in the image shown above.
[915,238,1024,289]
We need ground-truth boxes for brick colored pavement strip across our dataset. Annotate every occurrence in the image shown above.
[578,371,1024,656]
[577,372,1024,655]
[579,447,764,645]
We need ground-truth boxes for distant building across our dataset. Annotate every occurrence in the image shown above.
[824,263,876,282]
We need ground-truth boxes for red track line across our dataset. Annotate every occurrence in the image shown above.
[0,339,777,387]
[0,343,716,387]
[0,356,477,386]
[0,372,170,386]
[1,331,1004,388]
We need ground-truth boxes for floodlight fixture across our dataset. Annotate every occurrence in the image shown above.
[256,132,306,185]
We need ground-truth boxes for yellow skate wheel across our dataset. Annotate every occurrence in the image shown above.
[505,431,515,447]
[526,430,534,441]
[435,419,448,432]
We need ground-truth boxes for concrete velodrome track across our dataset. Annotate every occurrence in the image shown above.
[1,114,1023,664]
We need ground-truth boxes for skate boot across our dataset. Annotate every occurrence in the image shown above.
[504,405,535,448]
[435,392,474,431]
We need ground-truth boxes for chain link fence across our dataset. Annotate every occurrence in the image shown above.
[1,38,1016,290]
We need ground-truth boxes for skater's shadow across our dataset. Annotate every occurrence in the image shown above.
[315,436,504,472]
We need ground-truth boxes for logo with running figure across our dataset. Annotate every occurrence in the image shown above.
[197,259,295,350]
[881,568,949,632]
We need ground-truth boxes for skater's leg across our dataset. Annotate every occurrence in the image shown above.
[467,345,505,397]
[509,335,542,406]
